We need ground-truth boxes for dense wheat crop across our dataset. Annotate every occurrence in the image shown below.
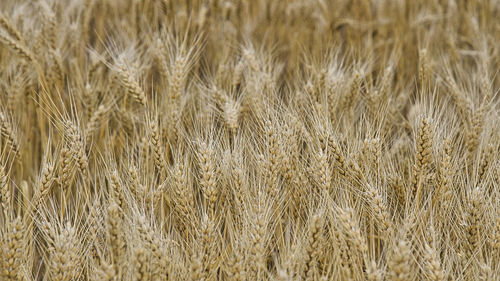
[0,0,499,280]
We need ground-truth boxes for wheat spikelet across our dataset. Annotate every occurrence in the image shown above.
[0,15,21,42]
[334,227,354,280]
[41,1,57,50]
[327,137,348,177]
[412,118,433,204]
[0,166,11,219]
[137,215,169,280]
[338,207,367,257]
[232,60,245,87]
[47,222,81,281]
[171,162,194,232]
[0,112,20,160]
[365,260,383,281]
[435,138,453,210]
[467,109,484,155]
[32,162,55,211]
[115,63,147,106]
[263,120,281,198]
[225,247,246,281]
[149,120,167,173]
[64,121,88,175]
[82,83,95,118]
[477,144,493,185]
[58,144,75,192]
[49,49,64,87]
[423,243,445,281]
[389,175,406,211]
[361,138,381,173]
[95,259,116,281]
[465,188,483,258]
[106,201,126,276]
[189,250,204,280]
[108,171,126,211]
[310,149,332,194]
[1,216,24,281]
[199,214,218,281]
[128,165,147,203]
[387,239,411,281]
[445,76,470,124]
[490,217,500,262]
[170,54,187,101]
[248,192,268,280]
[302,212,324,281]
[85,104,107,140]
[223,97,241,135]
[198,141,218,216]
[418,49,429,89]
[365,184,392,238]
[0,31,36,63]
[229,154,246,216]
[133,247,151,281]
[341,71,361,114]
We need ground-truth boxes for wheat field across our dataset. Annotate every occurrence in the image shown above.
[0,0,499,280]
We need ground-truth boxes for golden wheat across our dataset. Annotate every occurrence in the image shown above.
[0,0,498,280]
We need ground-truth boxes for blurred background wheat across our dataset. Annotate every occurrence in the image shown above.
[0,0,499,280]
